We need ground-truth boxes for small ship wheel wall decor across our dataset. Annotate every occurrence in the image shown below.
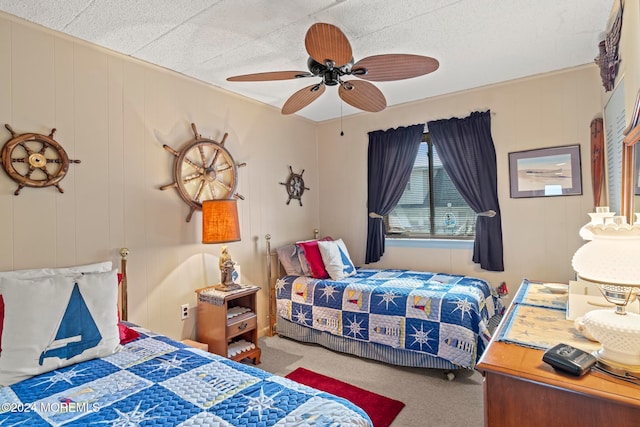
[160,123,246,222]
[280,166,309,206]
[1,124,81,195]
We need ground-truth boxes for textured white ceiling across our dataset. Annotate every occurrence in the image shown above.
[0,0,612,122]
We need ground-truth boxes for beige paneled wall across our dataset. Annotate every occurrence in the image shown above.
[0,10,614,339]
[316,66,602,299]
[0,13,319,340]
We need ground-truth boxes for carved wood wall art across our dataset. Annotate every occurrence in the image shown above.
[595,1,623,92]
[280,165,309,206]
[1,124,81,195]
[590,118,604,208]
[160,123,246,222]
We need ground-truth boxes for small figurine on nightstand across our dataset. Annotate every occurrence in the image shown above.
[215,246,240,292]
[219,246,231,270]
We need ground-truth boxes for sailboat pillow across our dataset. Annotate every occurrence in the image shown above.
[0,261,137,345]
[317,238,357,280]
[0,269,121,386]
[0,261,113,279]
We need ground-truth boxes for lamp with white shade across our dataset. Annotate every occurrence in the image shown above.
[578,206,615,240]
[572,217,640,373]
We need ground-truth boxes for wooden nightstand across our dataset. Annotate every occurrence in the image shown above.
[196,285,261,364]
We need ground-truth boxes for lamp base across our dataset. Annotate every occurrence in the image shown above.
[595,350,640,375]
[584,309,640,370]
[212,282,241,292]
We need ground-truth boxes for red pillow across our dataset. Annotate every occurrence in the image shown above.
[117,319,140,344]
[0,295,4,355]
[297,237,332,279]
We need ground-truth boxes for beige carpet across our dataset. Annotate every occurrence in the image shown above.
[257,335,484,427]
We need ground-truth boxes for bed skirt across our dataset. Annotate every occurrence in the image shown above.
[276,317,465,371]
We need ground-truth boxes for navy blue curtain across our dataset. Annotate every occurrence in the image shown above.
[365,124,423,264]
[427,111,504,271]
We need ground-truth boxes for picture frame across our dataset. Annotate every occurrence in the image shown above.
[508,145,582,198]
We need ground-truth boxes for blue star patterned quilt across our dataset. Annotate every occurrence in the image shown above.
[276,269,504,369]
[0,326,372,426]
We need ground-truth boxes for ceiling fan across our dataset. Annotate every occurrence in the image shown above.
[227,23,440,115]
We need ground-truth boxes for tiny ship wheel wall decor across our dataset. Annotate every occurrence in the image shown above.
[280,166,309,206]
[1,124,81,195]
[160,123,246,222]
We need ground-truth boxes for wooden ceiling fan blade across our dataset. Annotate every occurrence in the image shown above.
[305,23,353,67]
[338,80,386,112]
[352,54,439,82]
[227,70,312,82]
[282,83,326,115]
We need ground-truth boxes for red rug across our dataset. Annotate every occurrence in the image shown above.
[285,367,405,427]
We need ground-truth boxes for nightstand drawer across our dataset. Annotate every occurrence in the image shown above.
[226,312,257,338]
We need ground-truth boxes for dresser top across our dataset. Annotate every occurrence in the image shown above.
[477,279,640,409]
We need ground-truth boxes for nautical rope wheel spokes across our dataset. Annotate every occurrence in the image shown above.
[280,165,309,206]
[1,124,81,195]
[160,123,246,222]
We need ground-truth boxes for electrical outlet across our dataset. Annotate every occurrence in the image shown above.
[181,304,189,320]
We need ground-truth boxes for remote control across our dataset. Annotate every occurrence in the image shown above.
[542,343,597,376]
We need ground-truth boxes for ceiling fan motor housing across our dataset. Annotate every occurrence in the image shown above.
[307,57,356,86]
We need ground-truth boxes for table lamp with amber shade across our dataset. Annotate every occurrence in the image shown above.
[202,199,241,291]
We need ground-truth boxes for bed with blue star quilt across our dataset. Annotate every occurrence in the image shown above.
[0,325,372,426]
[275,269,504,370]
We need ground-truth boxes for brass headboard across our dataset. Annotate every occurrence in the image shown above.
[119,247,129,321]
[265,230,318,336]
[265,234,275,336]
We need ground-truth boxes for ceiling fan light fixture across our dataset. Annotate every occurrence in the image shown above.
[307,57,324,75]
[227,22,439,115]
[323,70,340,86]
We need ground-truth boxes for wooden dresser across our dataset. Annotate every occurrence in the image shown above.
[477,280,640,427]
[196,285,261,364]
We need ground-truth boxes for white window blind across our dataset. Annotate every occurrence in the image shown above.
[388,140,476,239]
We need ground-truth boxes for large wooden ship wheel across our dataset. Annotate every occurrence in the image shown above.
[161,123,246,222]
[1,124,80,195]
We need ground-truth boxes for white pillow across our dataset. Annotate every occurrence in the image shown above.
[318,238,356,280]
[0,269,121,386]
[0,261,113,280]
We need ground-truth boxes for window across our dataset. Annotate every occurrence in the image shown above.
[386,134,476,239]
